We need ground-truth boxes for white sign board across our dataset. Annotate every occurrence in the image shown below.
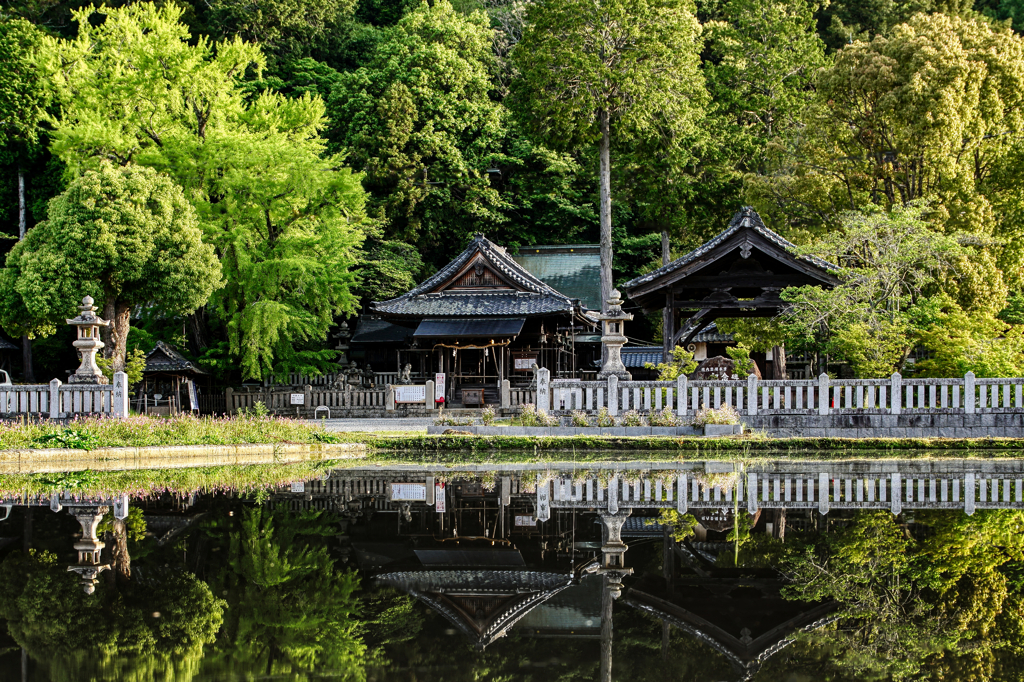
[187,379,199,411]
[390,483,427,501]
[435,483,446,512]
[435,373,445,402]
[515,515,537,527]
[290,393,305,405]
[290,482,305,493]
[395,385,426,403]
[515,357,537,370]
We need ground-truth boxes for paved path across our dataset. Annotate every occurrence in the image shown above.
[313,418,435,432]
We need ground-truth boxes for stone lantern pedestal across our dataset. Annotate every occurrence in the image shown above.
[597,290,633,380]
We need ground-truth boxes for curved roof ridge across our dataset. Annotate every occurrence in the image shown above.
[622,207,838,292]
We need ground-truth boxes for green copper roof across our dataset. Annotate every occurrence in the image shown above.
[512,245,601,311]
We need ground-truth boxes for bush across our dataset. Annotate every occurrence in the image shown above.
[620,410,645,427]
[648,407,681,427]
[481,406,497,426]
[570,410,590,427]
[433,410,475,427]
[692,405,741,427]
[518,403,557,427]
[596,408,615,427]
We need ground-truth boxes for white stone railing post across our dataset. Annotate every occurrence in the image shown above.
[225,387,234,415]
[607,375,619,416]
[500,379,510,409]
[747,374,758,415]
[112,372,128,418]
[818,374,829,415]
[891,373,902,414]
[537,367,550,413]
[49,379,62,419]
[965,371,976,414]
[386,386,395,411]
[425,380,435,411]
[676,375,687,415]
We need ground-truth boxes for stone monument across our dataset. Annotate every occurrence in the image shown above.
[66,296,110,385]
[596,290,633,380]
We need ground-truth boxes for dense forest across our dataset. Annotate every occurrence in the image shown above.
[3,0,1024,381]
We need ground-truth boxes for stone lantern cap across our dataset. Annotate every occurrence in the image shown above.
[66,295,111,328]
[597,290,633,323]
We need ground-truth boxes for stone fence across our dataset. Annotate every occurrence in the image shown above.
[542,370,1024,417]
[0,373,128,419]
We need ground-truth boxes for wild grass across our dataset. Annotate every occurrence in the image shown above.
[0,413,339,450]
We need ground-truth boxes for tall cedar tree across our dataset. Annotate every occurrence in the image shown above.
[512,0,706,311]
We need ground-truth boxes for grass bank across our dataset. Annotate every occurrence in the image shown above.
[0,413,336,450]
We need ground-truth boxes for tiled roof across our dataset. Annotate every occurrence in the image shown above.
[512,245,601,311]
[621,347,663,368]
[350,317,412,344]
[623,207,838,291]
[143,341,206,375]
[372,235,576,318]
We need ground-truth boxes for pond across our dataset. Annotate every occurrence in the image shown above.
[2,457,1024,682]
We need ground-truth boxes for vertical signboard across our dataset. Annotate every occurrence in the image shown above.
[435,482,446,513]
[435,373,446,403]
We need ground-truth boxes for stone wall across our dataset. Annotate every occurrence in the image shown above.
[744,412,1024,438]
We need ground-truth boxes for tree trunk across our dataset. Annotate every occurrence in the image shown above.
[101,300,115,358]
[662,230,671,363]
[598,108,613,314]
[111,517,131,583]
[771,508,787,542]
[188,309,209,352]
[600,575,614,682]
[18,170,33,383]
[772,344,787,380]
[110,301,131,373]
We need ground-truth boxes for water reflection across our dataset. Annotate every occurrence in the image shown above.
[2,462,1024,681]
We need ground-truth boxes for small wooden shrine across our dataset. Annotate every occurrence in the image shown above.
[367,234,598,406]
[621,207,839,353]
[138,341,207,415]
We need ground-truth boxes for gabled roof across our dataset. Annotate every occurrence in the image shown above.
[376,569,572,649]
[371,235,579,319]
[621,207,839,311]
[143,341,206,375]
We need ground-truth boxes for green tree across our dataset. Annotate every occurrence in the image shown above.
[512,0,706,311]
[0,164,221,372]
[41,2,368,379]
[208,0,358,59]
[330,0,505,256]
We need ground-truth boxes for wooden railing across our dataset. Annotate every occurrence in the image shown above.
[541,371,1024,416]
[225,387,388,414]
[0,375,128,419]
[263,371,398,387]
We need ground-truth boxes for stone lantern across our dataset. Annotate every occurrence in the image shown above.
[596,511,634,599]
[334,321,351,366]
[596,290,633,380]
[66,505,111,594]
[66,296,110,384]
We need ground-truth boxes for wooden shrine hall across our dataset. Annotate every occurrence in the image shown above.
[621,207,839,361]
[368,234,599,406]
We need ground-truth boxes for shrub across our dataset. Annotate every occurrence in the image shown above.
[481,406,497,426]
[570,410,590,427]
[596,407,615,427]
[692,405,741,427]
[433,410,475,426]
[620,410,645,427]
[518,403,557,427]
[648,407,681,427]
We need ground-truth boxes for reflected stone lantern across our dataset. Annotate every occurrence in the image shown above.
[66,505,111,594]
[596,290,633,380]
[596,511,633,599]
[66,296,110,384]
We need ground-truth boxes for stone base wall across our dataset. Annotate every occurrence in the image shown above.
[744,412,1024,438]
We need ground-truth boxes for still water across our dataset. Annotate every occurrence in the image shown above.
[2,459,1024,682]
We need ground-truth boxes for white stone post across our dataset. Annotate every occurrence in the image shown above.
[500,379,510,409]
[607,375,618,416]
[747,473,758,515]
[425,380,435,411]
[386,385,395,411]
[536,367,550,413]
[747,374,757,415]
[965,473,976,515]
[49,379,61,419]
[677,374,687,415]
[112,372,128,418]
[818,373,829,416]
[891,473,902,516]
[891,373,902,414]
[818,473,830,515]
[965,371,976,414]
